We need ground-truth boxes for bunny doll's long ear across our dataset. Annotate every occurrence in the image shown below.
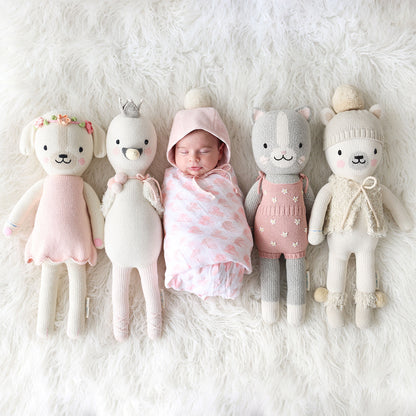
[19,118,38,156]
[92,122,106,158]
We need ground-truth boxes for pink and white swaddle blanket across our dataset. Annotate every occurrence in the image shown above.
[163,165,253,299]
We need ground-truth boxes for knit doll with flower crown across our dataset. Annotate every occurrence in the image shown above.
[308,85,412,328]
[3,112,106,338]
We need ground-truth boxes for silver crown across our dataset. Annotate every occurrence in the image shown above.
[119,98,143,118]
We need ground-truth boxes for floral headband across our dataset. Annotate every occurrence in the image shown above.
[34,114,94,134]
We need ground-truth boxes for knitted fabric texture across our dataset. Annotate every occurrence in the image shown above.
[254,174,309,259]
[324,175,386,237]
[354,291,378,309]
[326,292,348,310]
[323,110,384,150]
[25,175,97,266]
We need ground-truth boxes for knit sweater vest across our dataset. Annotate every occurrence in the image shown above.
[324,175,386,237]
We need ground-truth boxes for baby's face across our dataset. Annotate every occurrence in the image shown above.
[174,130,224,177]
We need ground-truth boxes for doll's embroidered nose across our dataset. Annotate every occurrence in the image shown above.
[281,150,287,155]
[59,154,68,159]
[122,147,143,160]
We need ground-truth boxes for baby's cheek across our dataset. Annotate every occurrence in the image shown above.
[337,160,345,168]
[371,159,378,167]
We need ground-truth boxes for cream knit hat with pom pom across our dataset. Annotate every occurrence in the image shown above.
[321,85,384,150]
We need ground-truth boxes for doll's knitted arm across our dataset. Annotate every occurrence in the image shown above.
[304,184,315,218]
[3,179,44,237]
[101,188,116,218]
[308,182,332,245]
[244,180,262,228]
[381,184,412,232]
[143,180,164,217]
[83,182,105,249]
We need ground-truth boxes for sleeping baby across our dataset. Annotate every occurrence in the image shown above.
[163,89,253,299]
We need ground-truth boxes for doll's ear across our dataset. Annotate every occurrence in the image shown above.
[252,108,265,123]
[296,106,312,122]
[369,104,382,119]
[320,108,336,126]
[19,119,37,156]
[92,123,106,158]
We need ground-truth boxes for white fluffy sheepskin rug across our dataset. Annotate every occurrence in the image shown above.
[1,1,416,415]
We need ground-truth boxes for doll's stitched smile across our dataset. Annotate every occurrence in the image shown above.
[55,154,72,164]
[274,155,293,161]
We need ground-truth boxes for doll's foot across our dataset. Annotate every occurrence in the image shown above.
[326,292,347,328]
[261,300,279,324]
[355,304,374,328]
[37,324,52,339]
[355,291,377,328]
[326,305,345,328]
[287,304,305,326]
[113,315,129,342]
[147,312,162,340]
[67,321,85,339]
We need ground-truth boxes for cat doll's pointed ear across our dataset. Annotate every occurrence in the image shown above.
[252,108,265,124]
[296,106,312,122]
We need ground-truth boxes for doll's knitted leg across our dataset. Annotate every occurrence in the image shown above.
[66,262,87,339]
[286,257,306,326]
[37,263,59,338]
[326,248,349,328]
[139,262,162,340]
[260,257,280,324]
[355,248,377,328]
[112,264,132,342]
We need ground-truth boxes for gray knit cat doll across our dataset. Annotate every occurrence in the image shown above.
[245,107,314,326]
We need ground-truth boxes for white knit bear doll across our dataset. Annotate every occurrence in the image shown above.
[3,112,106,338]
[102,99,163,341]
[308,85,412,328]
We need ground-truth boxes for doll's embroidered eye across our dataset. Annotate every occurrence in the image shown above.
[263,143,268,149]
[116,139,120,145]
[144,139,149,145]
[43,145,47,151]
[338,150,342,155]
[299,143,303,148]
[79,147,83,153]
[374,148,377,154]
